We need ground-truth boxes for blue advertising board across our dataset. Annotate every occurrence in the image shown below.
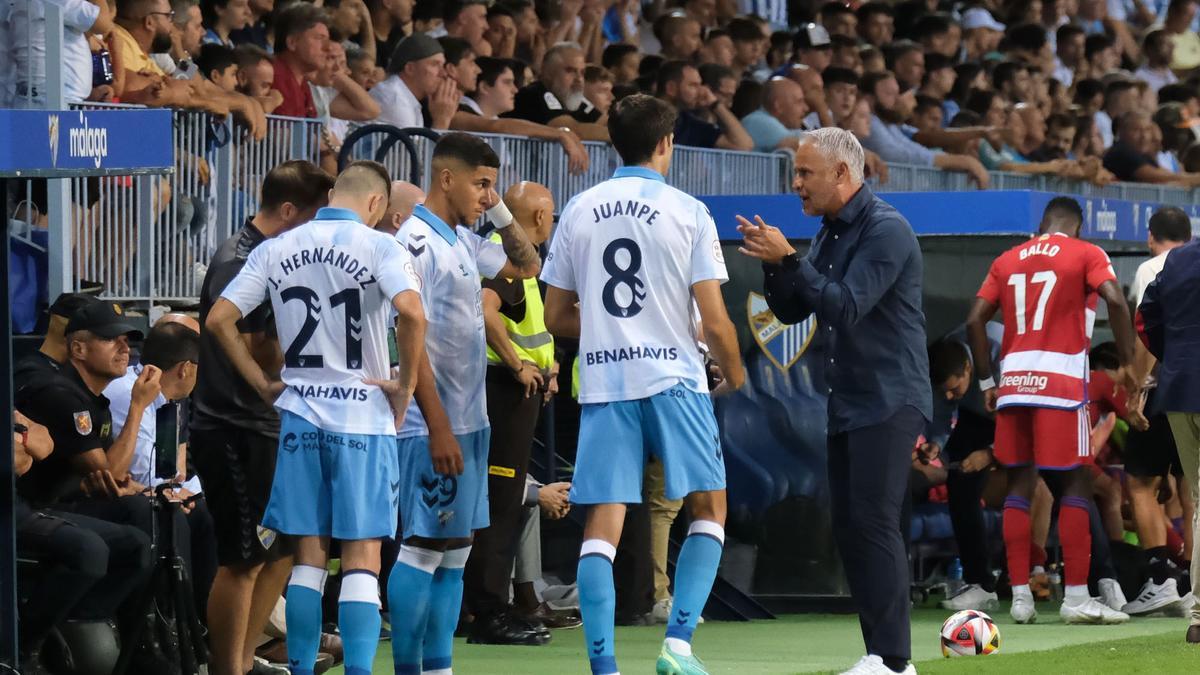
[0,108,173,177]
[701,190,1200,243]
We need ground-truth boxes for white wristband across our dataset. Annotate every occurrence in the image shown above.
[487,201,513,229]
[978,376,996,391]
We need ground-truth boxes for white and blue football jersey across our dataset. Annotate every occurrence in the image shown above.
[394,204,507,438]
[221,207,420,436]
[541,166,728,404]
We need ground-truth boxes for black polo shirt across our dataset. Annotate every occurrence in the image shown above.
[673,109,721,149]
[1102,142,1157,182]
[13,350,64,399]
[15,361,114,505]
[504,82,601,126]
[191,221,280,437]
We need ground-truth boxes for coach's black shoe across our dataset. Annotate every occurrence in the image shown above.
[467,611,551,646]
[1187,625,1200,644]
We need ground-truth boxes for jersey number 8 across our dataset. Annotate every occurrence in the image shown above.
[602,238,646,318]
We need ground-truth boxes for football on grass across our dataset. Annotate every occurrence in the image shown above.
[940,609,1001,657]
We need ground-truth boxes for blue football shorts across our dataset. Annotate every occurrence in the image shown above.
[396,427,491,540]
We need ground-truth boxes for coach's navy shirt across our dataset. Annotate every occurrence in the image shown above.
[762,185,932,434]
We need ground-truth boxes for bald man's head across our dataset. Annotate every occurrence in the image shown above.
[378,181,426,235]
[503,181,555,245]
[155,312,200,333]
[765,77,809,130]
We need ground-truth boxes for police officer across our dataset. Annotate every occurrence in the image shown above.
[465,181,558,645]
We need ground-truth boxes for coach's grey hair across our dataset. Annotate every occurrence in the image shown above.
[799,128,865,186]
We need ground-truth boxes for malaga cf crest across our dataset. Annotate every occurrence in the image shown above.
[747,292,817,372]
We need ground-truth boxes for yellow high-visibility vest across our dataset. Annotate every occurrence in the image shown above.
[485,232,554,370]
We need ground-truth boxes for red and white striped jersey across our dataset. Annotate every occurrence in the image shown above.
[977,233,1116,409]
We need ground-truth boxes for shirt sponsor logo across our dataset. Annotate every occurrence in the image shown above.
[290,384,370,401]
[1001,372,1049,393]
[584,345,678,365]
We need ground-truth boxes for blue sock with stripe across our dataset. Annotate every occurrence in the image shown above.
[422,546,470,674]
[285,565,327,675]
[338,569,382,675]
[665,521,724,654]
[578,539,618,675]
[387,545,443,675]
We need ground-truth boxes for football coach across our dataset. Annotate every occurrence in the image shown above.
[738,127,931,675]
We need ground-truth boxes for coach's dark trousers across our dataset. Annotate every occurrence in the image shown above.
[465,366,543,617]
[828,405,924,662]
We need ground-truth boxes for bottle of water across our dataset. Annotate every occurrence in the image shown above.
[947,557,965,595]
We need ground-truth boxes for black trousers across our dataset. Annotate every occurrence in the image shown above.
[15,500,153,649]
[828,406,924,662]
[464,367,543,617]
[614,502,655,617]
[943,409,996,589]
[185,498,218,624]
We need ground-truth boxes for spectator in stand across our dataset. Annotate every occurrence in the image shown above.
[657,13,702,61]
[1073,112,1108,160]
[1164,0,1200,72]
[506,42,609,140]
[911,94,944,134]
[234,43,284,112]
[994,61,1033,104]
[6,0,115,105]
[197,42,240,91]
[657,60,753,150]
[1137,29,1180,94]
[371,33,453,127]
[960,8,1005,62]
[1104,111,1200,184]
[1054,24,1085,86]
[603,43,641,85]
[443,48,591,172]
[200,0,251,48]
[311,34,381,170]
[791,23,832,74]
[1083,33,1121,79]
[484,3,517,58]
[741,77,809,151]
[506,0,542,69]
[699,63,737,109]
[1161,82,1200,117]
[323,0,379,66]
[819,1,856,38]
[918,53,957,123]
[727,17,766,80]
[913,12,960,59]
[858,70,990,188]
[884,40,923,92]
[811,66,860,128]
[159,0,206,80]
[270,2,331,118]
[369,0,415,69]
[856,2,894,48]
[1002,23,1054,77]
[410,0,441,34]
[442,0,492,56]
[829,34,862,73]
[860,45,886,74]
[699,28,735,68]
[583,65,614,117]
[227,0,271,49]
[1074,77,1105,115]
[1028,112,1078,160]
[966,89,1085,176]
[347,45,380,89]
[1096,79,1142,149]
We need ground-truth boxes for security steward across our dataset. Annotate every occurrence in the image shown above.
[464,181,560,644]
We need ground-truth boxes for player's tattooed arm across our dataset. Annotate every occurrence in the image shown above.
[496,221,542,279]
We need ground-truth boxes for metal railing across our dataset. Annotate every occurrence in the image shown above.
[28,105,1200,306]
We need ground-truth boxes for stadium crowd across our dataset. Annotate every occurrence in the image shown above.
[9,0,1200,185]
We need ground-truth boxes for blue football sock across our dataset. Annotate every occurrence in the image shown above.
[666,521,724,646]
[578,539,618,675]
[387,545,442,675]
[338,569,382,675]
[285,564,327,675]
[422,546,470,674]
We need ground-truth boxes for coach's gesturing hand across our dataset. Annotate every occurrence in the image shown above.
[736,215,796,266]
[429,429,465,476]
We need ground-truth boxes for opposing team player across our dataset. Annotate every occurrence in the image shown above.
[387,133,541,675]
[207,161,427,675]
[966,197,1140,625]
[542,93,745,675]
